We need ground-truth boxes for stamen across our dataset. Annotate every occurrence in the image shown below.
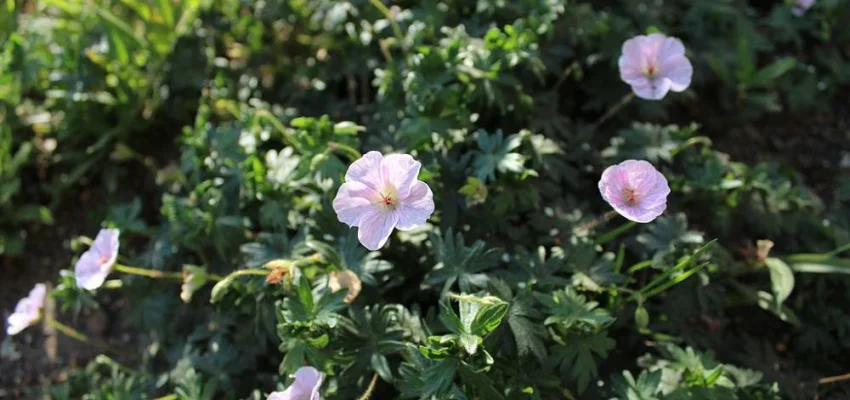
[645,63,657,78]
[623,188,638,205]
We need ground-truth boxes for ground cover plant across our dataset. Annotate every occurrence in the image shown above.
[2,0,850,399]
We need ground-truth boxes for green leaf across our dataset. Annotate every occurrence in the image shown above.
[764,257,794,304]
[296,276,315,314]
[156,0,175,27]
[536,288,614,330]
[784,254,850,275]
[552,331,616,393]
[470,301,508,337]
[439,301,465,334]
[426,229,501,294]
[749,57,796,87]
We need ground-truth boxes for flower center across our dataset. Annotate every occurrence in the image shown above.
[98,255,109,265]
[622,188,639,206]
[644,62,658,78]
[379,186,399,210]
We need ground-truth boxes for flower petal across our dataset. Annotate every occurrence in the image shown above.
[266,367,324,400]
[614,203,666,223]
[631,77,672,100]
[396,181,435,231]
[6,311,32,336]
[357,209,399,251]
[344,151,385,192]
[28,283,47,310]
[292,367,324,400]
[93,229,120,269]
[619,36,649,84]
[381,153,421,198]
[75,250,111,290]
[660,55,692,92]
[639,170,670,209]
[333,181,380,227]
[657,36,686,60]
[620,160,659,194]
[598,163,630,207]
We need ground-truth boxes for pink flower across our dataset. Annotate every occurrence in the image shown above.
[618,34,693,100]
[75,229,120,290]
[332,151,435,250]
[598,160,670,223]
[267,366,324,400]
[7,283,47,336]
[792,0,815,15]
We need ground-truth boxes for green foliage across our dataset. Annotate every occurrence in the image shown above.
[3,0,850,399]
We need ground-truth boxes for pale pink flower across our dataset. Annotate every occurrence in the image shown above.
[792,0,815,15]
[268,366,324,400]
[332,151,435,250]
[7,283,47,336]
[598,160,670,223]
[618,34,693,100]
[75,229,120,290]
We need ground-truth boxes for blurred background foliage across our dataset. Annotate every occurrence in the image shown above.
[1,0,850,399]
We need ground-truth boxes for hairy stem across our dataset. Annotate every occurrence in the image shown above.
[357,373,380,400]
[115,264,183,280]
[588,92,636,132]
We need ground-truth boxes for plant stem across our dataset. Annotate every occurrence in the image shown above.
[588,92,635,132]
[819,372,850,385]
[228,269,270,278]
[45,317,90,344]
[369,0,407,55]
[552,61,579,92]
[595,221,637,245]
[94,354,138,375]
[358,373,380,400]
[573,210,618,234]
[115,264,183,280]
[45,317,134,358]
[328,141,363,160]
[670,136,712,156]
[826,242,850,257]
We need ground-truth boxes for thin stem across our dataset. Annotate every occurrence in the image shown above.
[115,264,183,280]
[819,372,850,385]
[826,242,850,258]
[670,136,712,156]
[640,262,708,299]
[573,210,618,234]
[627,260,654,274]
[45,317,89,344]
[369,0,407,55]
[552,61,579,92]
[358,373,380,400]
[45,317,134,358]
[94,354,138,375]
[254,108,299,146]
[588,92,635,132]
[595,221,637,245]
[228,269,270,278]
[328,141,363,160]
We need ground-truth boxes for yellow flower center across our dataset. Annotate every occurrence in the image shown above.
[379,185,399,210]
